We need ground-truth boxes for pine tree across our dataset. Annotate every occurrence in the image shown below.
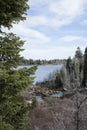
[74,47,83,85]
[66,57,73,74]
[0,33,37,129]
[82,47,87,87]
[0,1,36,129]
[0,0,29,30]
[75,47,83,60]
[0,33,24,69]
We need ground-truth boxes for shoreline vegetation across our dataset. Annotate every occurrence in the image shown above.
[21,46,87,130]
[29,89,87,130]
[21,84,87,130]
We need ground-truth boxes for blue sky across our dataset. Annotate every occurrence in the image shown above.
[3,0,87,59]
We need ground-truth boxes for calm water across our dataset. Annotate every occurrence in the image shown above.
[34,65,62,84]
[52,92,63,98]
[17,65,63,84]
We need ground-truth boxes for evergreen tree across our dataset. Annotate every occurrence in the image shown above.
[82,47,87,87]
[0,33,24,69]
[0,34,37,129]
[0,0,29,30]
[74,47,83,85]
[54,74,63,90]
[66,57,73,74]
[75,47,83,73]
[0,0,37,129]
[75,47,83,60]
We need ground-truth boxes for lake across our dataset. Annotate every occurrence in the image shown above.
[17,65,63,84]
[34,65,62,84]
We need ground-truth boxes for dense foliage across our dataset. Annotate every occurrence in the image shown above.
[0,66,37,129]
[0,33,24,69]
[0,33,36,129]
[0,33,37,129]
[37,47,87,90]
[0,0,29,29]
[0,0,37,129]
[61,47,84,89]
[82,47,87,87]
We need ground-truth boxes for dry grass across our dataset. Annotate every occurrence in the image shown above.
[28,92,87,130]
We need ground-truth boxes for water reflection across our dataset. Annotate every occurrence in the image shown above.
[52,92,63,98]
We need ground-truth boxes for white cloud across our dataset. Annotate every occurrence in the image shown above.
[21,43,86,60]
[28,16,48,27]
[59,35,87,43]
[21,46,78,60]
[29,0,51,7]
[19,0,87,59]
[2,0,87,60]
[49,0,85,18]
[80,19,87,25]
[2,22,50,45]
[28,0,87,28]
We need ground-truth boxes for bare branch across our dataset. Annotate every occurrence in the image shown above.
[78,96,87,109]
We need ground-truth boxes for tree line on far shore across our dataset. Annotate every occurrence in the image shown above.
[20,58,66,65]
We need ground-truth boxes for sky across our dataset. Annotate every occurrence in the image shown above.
[3,0,87,60]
